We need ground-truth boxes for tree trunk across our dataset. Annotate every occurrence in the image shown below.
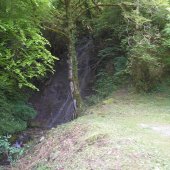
[65,1,83,118]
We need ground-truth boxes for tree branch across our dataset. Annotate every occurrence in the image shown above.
[74,2,135,21]
[43,25,69,40]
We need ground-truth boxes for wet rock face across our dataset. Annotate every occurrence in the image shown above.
[30,37,95,128]
[77,37,95,96]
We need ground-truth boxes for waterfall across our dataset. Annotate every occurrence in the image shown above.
[30,37,95,128]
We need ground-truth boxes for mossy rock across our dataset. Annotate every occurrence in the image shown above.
[85,133,109,145]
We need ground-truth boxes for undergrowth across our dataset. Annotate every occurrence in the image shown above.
[0,84,37,135]
[0,136,24,163]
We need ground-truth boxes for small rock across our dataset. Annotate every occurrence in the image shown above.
[39,136,45,142]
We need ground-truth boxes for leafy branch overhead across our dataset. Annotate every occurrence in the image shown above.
[0,0,57,90]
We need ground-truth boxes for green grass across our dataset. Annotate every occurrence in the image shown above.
[13,90,170,170]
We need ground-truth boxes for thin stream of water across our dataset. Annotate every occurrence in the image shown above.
[30,37,95,127]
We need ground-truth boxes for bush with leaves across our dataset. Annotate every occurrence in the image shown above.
[0,82,36,135]
[95,71,117,98]
[0,0,56,90]
[0,0,56,135]
[0,135,24,163]
[93,0,170,92]
[121,0,170,91]
[161,7,170,74]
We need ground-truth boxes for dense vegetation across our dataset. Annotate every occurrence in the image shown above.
[0,0,170,162]
[93,0,170,95]
[0,0,56,135]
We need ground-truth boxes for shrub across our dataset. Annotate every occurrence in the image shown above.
[94,71,117,98]
[0,135,24,163]
[0,81,36,135]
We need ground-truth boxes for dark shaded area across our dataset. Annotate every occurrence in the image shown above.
[30,36,95,128]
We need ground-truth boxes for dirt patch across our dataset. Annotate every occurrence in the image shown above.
[11,124,87,170]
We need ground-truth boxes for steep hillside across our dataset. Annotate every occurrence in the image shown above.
[12,90,170,170]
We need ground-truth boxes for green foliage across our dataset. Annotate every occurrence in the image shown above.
[93,56,127,100]
[0,88,36,135]
[0,0,56,90]
[0,0,55,135]
[94,5,125,39]
[122,0,168,91]
[126,28,163,91]
[0,67,36,135]
[114,56,127,73]
[93,0,170,92]
[95,71,117,98]
[86,56,128,105]
[161,10,170,72]
[0,135,24,163]
[154,77,170,95]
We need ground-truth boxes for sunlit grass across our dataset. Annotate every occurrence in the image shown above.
[13,90,170,170]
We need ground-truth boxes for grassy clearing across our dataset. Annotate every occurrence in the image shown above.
[11,90,170,170]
